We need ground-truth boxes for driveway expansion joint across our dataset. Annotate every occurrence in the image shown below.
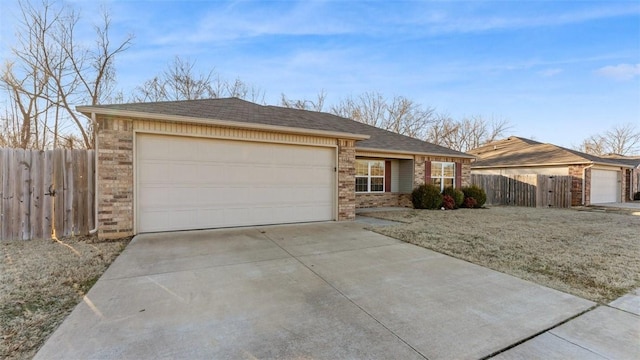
[481,304,600,359]
[604,303,640,317]
[258,229,430,360]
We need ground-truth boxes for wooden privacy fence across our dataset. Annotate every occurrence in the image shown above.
[471,174,572,208]
[0,148,95,241]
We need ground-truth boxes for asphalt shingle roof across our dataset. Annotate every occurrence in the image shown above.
[468,136,633,168]
[79,97,472,158]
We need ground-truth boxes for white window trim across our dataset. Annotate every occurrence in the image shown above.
[356,160,385,193]
[432,161,455,192]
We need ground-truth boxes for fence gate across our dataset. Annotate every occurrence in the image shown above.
[0,148,95,241]
[471,174,571,208]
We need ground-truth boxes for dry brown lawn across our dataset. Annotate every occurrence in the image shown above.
[1,235,130,360]
[362,207,640,304]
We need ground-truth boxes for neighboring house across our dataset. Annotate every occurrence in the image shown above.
[77,98,473,239]
[602,154,640,199]
[468,137,634,206]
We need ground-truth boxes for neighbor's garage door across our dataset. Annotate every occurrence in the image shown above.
[136,134,335,233]
[590,169,620,204]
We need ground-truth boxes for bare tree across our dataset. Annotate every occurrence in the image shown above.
[425,115,510,152]
[132,56,265,103]
[280,90,327,111]
[0,0,133,149]
[330,91,436,139]
[578,123,640,156]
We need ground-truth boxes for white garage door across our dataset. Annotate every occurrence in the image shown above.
[136,134,335,233]
[591,169,620,204]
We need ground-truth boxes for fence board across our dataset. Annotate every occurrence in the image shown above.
[471,174,571,208]
[0,148,95,241]
[87,150,95,231]
[14,149,23,240]
[43,150,53,239]
[3,149,12,239]
[21,149,31,240]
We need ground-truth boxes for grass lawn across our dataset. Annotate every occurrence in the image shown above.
[1,235,130,360]
[362,206,640,304]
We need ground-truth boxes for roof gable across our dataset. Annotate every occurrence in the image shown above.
[469,136,633,168]
[78,98,472,158]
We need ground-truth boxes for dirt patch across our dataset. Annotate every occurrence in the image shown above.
[1,235,130,360]
[362,207,640,304]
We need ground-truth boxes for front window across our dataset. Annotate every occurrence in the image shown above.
[431,162,455,191]
[356,160,384,192]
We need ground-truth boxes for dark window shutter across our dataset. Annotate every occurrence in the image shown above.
[385,160,391,192]
[455,162,462,188]
[424,161,431,184]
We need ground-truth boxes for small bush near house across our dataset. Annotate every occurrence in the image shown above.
[442,187,464,208]
[634,192,640,201]
[411,184,443,209]
[464,197,478,209]
[442,195,456,210]
[462,185,487,208]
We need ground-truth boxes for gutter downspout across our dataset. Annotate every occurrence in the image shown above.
[89,112,98,235]
[582,164,594,206]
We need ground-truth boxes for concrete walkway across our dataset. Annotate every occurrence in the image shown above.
[36,222,596,359]
[591,202,640,209]
[494,289,640,359]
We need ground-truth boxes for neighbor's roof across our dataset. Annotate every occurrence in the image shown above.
[468,136,633,168]
[601,154,640,168]
[78,98,473,158]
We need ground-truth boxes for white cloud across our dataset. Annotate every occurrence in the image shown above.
[595,64,640,81]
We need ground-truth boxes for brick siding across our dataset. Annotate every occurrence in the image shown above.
[96,116,134,239]
[356,193,412,208]
[568,165,588,206]
[413,156,472,188]
[337,139,356,220]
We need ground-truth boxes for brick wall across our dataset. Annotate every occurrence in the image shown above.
[356,193,412,208]
[413,156,472,188]
[568,165,587,206]
[337,139,356,220]
[623,169,632,201]
[97,116,134,239]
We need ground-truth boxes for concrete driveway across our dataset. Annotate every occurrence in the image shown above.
[35,222,594,359]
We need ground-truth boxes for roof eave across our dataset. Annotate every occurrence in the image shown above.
[356,146,475,159]
[472,160,633,169]
[77,106,371,141]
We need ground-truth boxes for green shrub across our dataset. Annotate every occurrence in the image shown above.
[462,185,487,208]
[411,184,443,209]
[634,192,640,201]
[442,195,455,210]
[442,186,464,208]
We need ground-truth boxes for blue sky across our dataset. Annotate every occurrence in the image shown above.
[1,0,639,149]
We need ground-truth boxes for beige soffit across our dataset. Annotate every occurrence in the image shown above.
[356,146,476,159]
[77,106,371,141]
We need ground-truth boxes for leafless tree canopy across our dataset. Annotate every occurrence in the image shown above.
[280,90,510,151]
[0,0,133,149]
[131,56,265,103]
[578,123,640,156]
[425,115,511,152]
[330,91,438,139]
[280,90,326,112]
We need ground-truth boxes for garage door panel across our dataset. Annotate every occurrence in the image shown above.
[138,187,170,207]
[138,211,169,232]
[591,169,620,204]
[139,162,170,183]
[136,134,335,232]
